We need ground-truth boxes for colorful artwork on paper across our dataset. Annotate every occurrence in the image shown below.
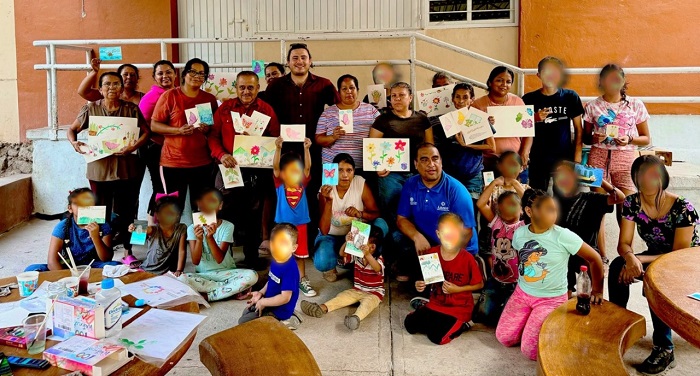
[367,84,387,108]
[439,107,494,144]
[417,84,455,116]
[76,206,107,225]
[98,46,122,61]
[345,220,370,257]
[487,105,535,138]
[231,136,276,168]
[362,138,410,172]
[419,253,445,284]
[202,72,237,101]
[239,111,270,136]
[218,164,244,189]
[321,163,339,186]
[338,109,354,133]
[192,212,217,226]
[82,116,139,162]
[281,124,306,142]
[252,60,265,78]
[575,164,604,188]
[195,103,214,125]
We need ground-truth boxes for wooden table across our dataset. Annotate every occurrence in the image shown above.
[644,247,700,348]
[0,269,200,375]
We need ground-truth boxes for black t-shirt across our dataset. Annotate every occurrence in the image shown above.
[556,192,613,249]
[522,88,584,163]
[371,110,431,161]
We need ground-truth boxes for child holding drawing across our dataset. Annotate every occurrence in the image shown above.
[273,136,316,297]
[181,188,258,301]
[404,213,484,345]
[301,224,386,330]
[239,223,302,330]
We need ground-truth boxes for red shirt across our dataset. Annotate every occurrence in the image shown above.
[151,88,218,168]
[344,253,385,300]
[209,97,281,161]
[425,246,483,323]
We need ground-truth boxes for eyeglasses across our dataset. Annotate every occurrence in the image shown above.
[101,82,122,88]
[186,70,207,78]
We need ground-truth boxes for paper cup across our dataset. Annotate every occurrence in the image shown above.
[16,271,39,297]
[59,277,80,297]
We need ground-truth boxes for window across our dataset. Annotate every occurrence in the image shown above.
[427,0,516,26]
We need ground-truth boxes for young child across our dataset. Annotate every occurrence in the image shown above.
[473,190,525,325]
[181,188,258,301]
[496,189,605,360]
[130,196,188,276]
[404,213,484,345]
[25,188,121,272]
[273,136,315,297]
[239,223,302,329]
[300,225,386,330]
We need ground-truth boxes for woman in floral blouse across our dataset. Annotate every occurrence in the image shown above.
[609,155,699,375]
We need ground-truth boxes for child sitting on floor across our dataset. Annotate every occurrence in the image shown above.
[25,188,121,272]
[404,213,484,345]
[496,189,605,360]
[239,223,302,329]
[131,196,188,276]
[300,223,387,330]
[181,188,258,301]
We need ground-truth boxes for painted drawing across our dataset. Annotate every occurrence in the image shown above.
[218,164,244,189]
[77,206,107,225]
[338,109,354,133]
[83,116,139,162]
[230,112,244,133]
[192,212,217,226]
[345,220,370,257]
[417,84,455,117]
[419,253,445,284]
[239,110,271,136]
[231,136,277,168]
[458,107,493,144]
[281,124,306,142]
[202,72,237,101]
[195,103,214,125]
[252,60,265,78]
[98,46,122,61]
[184,108,200,126]
[362,138,410,172]
[487,105,535,138]
[367,84,387,108]
[575,164,604,188]
[322,163,339,186]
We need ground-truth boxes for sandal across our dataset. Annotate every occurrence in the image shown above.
[121,255,142,268]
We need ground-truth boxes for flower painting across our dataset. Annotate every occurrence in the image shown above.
[417,84,455,116]
[82,116,139,163]
[363,138,410,172]
[202,72,237,101]
[232,136,276,168]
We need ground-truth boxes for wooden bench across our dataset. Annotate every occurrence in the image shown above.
[537,299,646,376]
[199,316,322,376]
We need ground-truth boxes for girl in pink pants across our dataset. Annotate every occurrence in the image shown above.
[496,189,605,360]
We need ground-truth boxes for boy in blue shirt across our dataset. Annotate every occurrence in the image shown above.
[239,223,303,329]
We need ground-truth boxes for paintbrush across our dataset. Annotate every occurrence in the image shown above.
[58,252,77,275]
[66,247,78,274]
[27,302,55,350]
[77,259,95,280]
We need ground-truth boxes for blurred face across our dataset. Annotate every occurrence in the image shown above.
[390,87,412,112]
[184,63,206,88]
[433,77,451,88]
[69,192,95,215]
[489,72,512,97]
[415,146,442,183]
[236,75,260,105]
[265,66,283,84]
[637,164,664,195]
[197,192,222,215]
[527,197,558,229]
[271,230,297,263]
[288,48,311,76]
[156,204,181,226]
[497,154,523,179]
[120,67,139,90]
[339,78,358,105]
[497,195,522,222]
[373,64,395,85]
[539,63,562,89]
[452,88,472,110]
[553,165,578,196]
[99,75,123,100]
[436,218,463,250]
[600,71,625,95]
[154,64,176,89]
[281,161,303,187]
[337,161,355,188]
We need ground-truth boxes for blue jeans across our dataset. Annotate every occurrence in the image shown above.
[377,172,412,229]
[473,278,516,326]
[24,260,122,272]
[313,218,389,272]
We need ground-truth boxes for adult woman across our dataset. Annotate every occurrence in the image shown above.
[66,72,150,261]
[151,58,218,212]
[315,153,387,281]
[472,66,531,181]
[609,156,698,375]
[139,60,177,225]
[315,74,380,172]
[78,59,145,104]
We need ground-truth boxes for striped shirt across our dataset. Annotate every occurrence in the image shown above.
[316,103,380,164]
[345,253,385,300]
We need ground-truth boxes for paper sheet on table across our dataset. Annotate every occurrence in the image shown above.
[119,275,209,308]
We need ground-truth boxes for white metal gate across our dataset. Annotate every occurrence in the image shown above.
[177,0,253,71]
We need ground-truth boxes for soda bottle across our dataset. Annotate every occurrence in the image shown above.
[576,265,591,315]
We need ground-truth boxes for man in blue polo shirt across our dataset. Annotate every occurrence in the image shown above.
[394,143,478,281]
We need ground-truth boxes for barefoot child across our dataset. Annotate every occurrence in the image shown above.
[300,224,386,330]
[404,213,484,345]
[273,137,316,297]
[182,188,258,301]
[131,196,188,275]
[496,189,605,360]
[239,223,302,329]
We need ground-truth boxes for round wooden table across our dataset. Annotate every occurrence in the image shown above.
[644,247,700,348]
[0,269,200,375]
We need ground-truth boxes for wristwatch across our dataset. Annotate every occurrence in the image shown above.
[601,256,609,265]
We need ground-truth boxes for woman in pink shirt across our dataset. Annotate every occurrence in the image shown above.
[472,66,531,182]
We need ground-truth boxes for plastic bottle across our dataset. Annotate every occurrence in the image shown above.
[575,265,592,315]
[95,278,123,337]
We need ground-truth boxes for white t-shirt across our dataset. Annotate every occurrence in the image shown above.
[323,176,365,236]
[187,220,236,273]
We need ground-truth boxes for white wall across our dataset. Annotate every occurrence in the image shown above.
[0,0,20,142]
[647,115,700,163]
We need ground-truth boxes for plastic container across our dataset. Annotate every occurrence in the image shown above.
[95,278,123,337]
[575,265,592,315]
[16,271,39,297]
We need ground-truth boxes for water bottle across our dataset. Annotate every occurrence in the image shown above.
[95,278,122,337]
[575,265,591,315]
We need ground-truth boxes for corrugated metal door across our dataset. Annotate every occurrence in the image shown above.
[178,0,253,71]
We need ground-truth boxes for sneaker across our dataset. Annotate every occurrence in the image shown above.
[323,269,338,282]
[300,300,325,318]
[344,315,360,330]
[282,314,301,330]
[299,276,317,297]
[409,297,429,310]
[637,347,676,375]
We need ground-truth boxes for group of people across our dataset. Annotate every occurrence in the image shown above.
[23,43,699,375]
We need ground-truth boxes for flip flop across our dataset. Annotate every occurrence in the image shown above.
[121,255,142,268]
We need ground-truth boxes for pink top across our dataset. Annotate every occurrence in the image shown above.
[583,96,649,151]
[472,93,526,160]
[488,216,525,284]
[139,85,168,145]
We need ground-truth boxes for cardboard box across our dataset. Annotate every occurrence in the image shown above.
[636,147,672,166]
[52,296,106,339]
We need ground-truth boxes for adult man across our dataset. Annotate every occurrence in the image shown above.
[258,62,285,103]
[394,143,478,281]
[209,70,280,270]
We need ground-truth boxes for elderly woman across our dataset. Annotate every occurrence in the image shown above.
[150,58,218,212]
[314,153,387,281]
[78,59,145,104]
[315,74,380,173]
[66,72,150,262]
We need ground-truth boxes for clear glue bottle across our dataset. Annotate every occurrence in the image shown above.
[96,278,123,337]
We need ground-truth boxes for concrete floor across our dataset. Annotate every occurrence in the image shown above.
[1,216,698,376]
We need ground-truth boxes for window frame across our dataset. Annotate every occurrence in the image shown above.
[423,0,519,29]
